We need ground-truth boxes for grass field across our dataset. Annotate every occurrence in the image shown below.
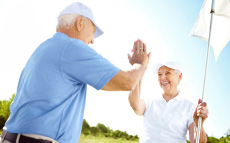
[0,132,138,143]
[79,135,138,143]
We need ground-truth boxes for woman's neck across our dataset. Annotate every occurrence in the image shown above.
[162,90,178,102]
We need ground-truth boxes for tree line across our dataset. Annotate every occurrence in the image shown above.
[0,94,15,129]
[0,94,138,141]
[0,94,230,142]
[81,119,138,141]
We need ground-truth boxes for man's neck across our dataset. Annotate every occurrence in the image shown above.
[56,27,76,39]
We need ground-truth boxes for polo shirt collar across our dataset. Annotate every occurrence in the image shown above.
[174,90,183,100]
[161,90,183,103]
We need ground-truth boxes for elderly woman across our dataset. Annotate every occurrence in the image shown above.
[128,61,209,143]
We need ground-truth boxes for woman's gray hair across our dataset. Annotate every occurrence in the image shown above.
[56,14,90,30]
[175,69,182,75]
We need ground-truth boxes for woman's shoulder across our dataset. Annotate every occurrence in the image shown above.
[178,91,196,105]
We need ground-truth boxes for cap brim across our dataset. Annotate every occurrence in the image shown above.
[94,25,103,39]
[152,63,164,74]
[152,62,182,74]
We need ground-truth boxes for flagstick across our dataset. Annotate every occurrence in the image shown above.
[196,0,215,142]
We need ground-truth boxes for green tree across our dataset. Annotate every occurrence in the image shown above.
[96,123,108,134]
[225,129,230,143]
[90,127,100,136]
[0,94,15,129]
[219,136,227,143]
[0,115,5,129]
[104,128,113,137]
[207,136,219,143]
[120,131,128,139]
[112,130,123,138]
[132,135,139,141]
[81,119,91,135]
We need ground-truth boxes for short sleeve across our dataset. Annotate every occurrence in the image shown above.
[143,98,151,115]
[188,103,196,128]
[61,40,120,90]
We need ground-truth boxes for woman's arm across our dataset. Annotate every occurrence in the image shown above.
[189,99,208,143]
[194,124,207,143]
[128,79,146,115]
[189,122,207,143]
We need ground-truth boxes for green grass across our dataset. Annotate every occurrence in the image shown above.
[0,129,2,135]
[0,130,138,143]
[79,135,138,143]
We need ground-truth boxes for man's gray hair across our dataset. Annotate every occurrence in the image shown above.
[56,14,90,30]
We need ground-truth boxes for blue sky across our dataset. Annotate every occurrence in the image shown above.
[0,0,229,139]
[139,0,230,137]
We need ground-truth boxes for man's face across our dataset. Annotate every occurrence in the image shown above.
[158,66,182,94]
[79,20,95,45]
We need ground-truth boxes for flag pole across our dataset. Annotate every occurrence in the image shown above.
[196,0,215,142]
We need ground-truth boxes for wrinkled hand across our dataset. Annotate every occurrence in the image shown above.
[128,39,151,68]
[193,99,209,127]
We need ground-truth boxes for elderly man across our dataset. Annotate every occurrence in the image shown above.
[128,62,209,143]
[0,2,151,143]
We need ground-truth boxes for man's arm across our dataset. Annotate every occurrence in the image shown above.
[102,39,151,91]
[102,64,146,91]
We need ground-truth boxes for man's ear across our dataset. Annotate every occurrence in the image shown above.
[75,16,83,32]
[179,73,183,82]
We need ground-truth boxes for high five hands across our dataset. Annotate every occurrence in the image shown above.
[128,39,151,68]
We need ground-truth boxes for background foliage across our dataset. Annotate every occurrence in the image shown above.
[81,119,138,141]
[0,94,230,143]
[0,94,15,129]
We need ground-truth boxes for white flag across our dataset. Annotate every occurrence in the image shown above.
[190,0,230,62]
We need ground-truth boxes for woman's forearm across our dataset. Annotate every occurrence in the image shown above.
[128,79,145,115]
[129,80,142,108]
[194,125,207,143]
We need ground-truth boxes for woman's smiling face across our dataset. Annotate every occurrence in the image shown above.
[158,66,182,94]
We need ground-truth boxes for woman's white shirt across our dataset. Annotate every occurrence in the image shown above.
[140,92,196,143]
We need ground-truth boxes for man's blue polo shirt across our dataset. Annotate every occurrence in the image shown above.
[4,32,120,143]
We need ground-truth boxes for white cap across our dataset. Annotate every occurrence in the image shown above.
[153,61,182,74]
[57,2,104,39]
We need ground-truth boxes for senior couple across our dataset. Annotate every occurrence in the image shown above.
[0,2,208,143]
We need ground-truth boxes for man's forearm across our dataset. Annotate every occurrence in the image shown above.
[102,63,146,91]
[126,64,146,90]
